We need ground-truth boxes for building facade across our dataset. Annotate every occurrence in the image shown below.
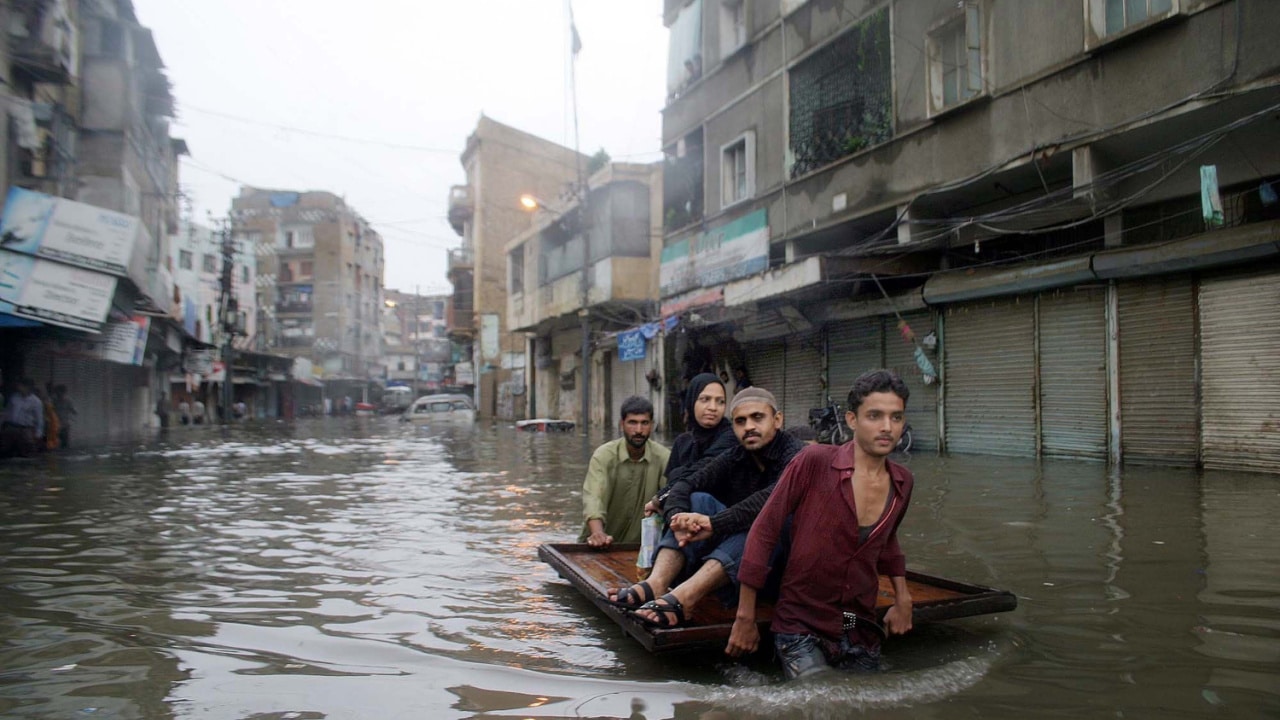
[506,162,666,428]
[382,288,450,392]
[0,0,196,444]
[233,187,386,400]
[660,0,1280,472]
[446,115,587,420]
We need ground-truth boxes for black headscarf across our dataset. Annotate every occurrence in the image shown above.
[665,373,735,486]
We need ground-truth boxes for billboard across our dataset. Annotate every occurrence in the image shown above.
[0,250,117,332]
[0,187,140,276]
[660,208,768,297]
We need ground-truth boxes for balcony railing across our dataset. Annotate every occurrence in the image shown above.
[276,301,313,314]
[447,247,474,275]
[447,185,473,236]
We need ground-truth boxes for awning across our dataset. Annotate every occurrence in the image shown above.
[1092,220,1280,279]
[923,256,1096,305]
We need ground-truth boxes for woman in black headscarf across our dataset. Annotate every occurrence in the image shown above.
[610,372,735,608]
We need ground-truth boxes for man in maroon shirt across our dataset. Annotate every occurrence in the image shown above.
[726,369,915,679]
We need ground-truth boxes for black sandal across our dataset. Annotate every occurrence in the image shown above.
[630,593,686,628]
[607,580,655,608]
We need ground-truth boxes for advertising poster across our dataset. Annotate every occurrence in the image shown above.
[0,187,139,276]
[0,250,117,332]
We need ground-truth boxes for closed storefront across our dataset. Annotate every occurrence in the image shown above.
[944,297,1037,457]
[1117,277,1197,465]
[783,332,824,428]
[827,317,883,399]
[1198,271,1280,473]
[884,311,940,452]
[607,347,645,424]
[742,339,785,407]
[1038,287,1108,459]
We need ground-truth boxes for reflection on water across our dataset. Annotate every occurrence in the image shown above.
[0,420,1276,718]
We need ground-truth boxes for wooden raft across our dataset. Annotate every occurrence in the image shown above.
[539,542,1017,653]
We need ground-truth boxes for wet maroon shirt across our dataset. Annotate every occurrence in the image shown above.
[738,442,914,649]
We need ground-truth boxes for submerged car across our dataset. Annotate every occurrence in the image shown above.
[402,393,476,424]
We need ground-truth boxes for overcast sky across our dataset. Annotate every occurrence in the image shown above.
[132,0,669,295]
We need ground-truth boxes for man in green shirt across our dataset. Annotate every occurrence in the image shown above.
[581,396,670,547]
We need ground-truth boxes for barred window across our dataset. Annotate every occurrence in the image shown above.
[788,8,891,179]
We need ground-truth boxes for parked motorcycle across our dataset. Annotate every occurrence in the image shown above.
[810,401,913,454]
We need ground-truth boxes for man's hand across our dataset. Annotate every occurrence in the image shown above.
[884,594,913,635]
[586,519,613,548]
[643,498,660,517]
[725,616,760,657]
[669,512,712,546]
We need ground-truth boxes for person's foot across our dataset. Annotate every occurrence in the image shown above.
[631,592,687,628]
[608,580,661,608]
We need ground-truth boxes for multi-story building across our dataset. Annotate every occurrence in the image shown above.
[660,0,1280,472]
[233,188,385,399]
[0,0,193,442]
[169,220,255,347]
[446,115,587,420]
[382,288,450,391]
[506,162,665,428]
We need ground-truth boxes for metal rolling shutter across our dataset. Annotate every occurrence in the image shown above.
[107,365,135,441]
[609,348,644,423]
[70,358,110,444]
[743,340,785,406]
[1199,271,1280,473]
[944,297,1036,457]
[827,318,883,402]
[884,311,940,452]
[1118,277,1197,465]
[783,332,824,429]
[1039,287,1108,459]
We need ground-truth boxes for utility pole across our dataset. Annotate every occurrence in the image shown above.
[414,286,422,399]
[217,220,238,425]
[570,2,590,434]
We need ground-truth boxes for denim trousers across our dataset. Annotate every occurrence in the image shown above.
[774,631,882,681]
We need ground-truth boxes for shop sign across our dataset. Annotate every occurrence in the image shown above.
[0,250,117,332]
[617,328,646,361]
[0,187,139,276]
[660,208,768,296]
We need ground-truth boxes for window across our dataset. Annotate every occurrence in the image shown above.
[279,225,314,249]
[202,253,218,273]
[927,2,983,114]
[721,132,755,206]
[788,9,891,178]
[300,261,313,277]
[509,245,525,295]
[1103,0,1173,36]
[242,266,250,284]
[666,0,703,102]
[179,250,193,270]
[719,0,747,59]
[664,129,705,231]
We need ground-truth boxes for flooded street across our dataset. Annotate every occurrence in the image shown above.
[0,420,1277,719]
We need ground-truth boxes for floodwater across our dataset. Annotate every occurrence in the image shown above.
[0,420,1276,719]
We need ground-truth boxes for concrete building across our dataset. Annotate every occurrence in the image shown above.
[506,162,665,428]
[382,288,450,392]
[233,187,386,401]
[660,0,1280,472]
[0,0,195,443]
[446,115,587,420]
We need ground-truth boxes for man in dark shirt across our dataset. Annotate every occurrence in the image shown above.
[727,369,915,680]
[610,387,804,628]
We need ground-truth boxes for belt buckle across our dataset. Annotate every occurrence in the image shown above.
[841,612,858,631]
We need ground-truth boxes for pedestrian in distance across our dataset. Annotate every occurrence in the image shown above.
[52,385,75,448]
[580,396,671,549]
[727,369,916,680]
[155,393,170,429]
[1,378,44,457]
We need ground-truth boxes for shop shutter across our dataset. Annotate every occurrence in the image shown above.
[609,346,645,424]
[883,311,940,452]
[944,297,1036,457]
[1199,271,1280,473]
[70,358,110,445]
[107,364,136,441]
[1038,287,1108,459]
[1118,277,1197,465]
[783,332,824,429]
[827,318,883,402]
[743,340,786,405]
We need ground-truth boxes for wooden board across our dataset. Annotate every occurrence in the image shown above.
[539,542,1018,653]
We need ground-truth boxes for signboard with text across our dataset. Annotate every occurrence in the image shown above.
[0,250,117,332]
[0,187,140,276]
[660,208,768,297]
[617,328,646,362]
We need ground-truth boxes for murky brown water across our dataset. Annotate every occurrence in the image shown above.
[0,419,1276,718]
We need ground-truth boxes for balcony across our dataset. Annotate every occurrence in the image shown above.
[446,302,475,339]
[276,301,313,315]
[447,185,473,236]
[447,247,474,276]
[7,1,75,85]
